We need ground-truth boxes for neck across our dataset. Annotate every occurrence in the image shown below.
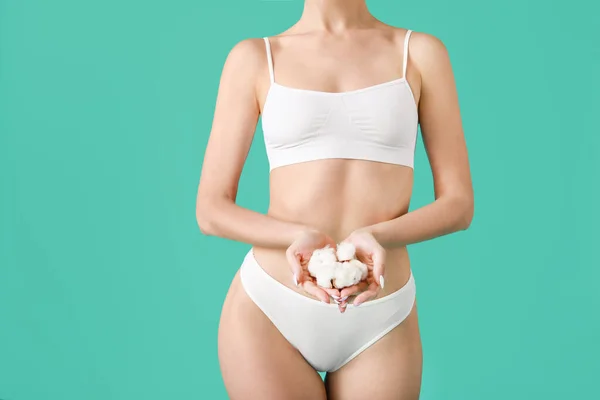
[299,0,374,33]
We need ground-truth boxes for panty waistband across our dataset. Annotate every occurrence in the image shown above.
[240,248,416,309]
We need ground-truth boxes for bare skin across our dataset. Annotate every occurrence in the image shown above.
[197,0,473,398]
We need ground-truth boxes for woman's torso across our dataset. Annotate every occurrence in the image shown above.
[251,24,421,301]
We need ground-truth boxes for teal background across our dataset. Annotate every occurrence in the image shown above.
[1,0,599,399]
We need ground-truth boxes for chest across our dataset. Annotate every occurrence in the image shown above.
[261,80,418,150]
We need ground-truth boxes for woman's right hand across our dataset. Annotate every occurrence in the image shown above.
[286,229,341,303]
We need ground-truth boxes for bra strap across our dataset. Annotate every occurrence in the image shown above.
[263,37,275,84]
[402,30,413,79]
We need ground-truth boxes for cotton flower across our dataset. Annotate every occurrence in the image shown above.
[310,246,338,264]
[333,259,368,289]
[315,262,342,289]
[308,245,368,289]
[308,246,339,288]
[336,241,356,261]
[346,258,368,280]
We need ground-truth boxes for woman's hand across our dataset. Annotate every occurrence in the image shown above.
[286,229,341,303]
[337,229,386,309]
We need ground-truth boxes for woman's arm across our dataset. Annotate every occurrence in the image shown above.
[360,33,474,248]
[196,39,311,249]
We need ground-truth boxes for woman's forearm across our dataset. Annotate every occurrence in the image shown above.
[360,195,474,248]
[196,200,310,249]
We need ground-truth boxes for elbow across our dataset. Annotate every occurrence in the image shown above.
[196,207,214,236]
[196,199,219,236]
[456,195,474,231]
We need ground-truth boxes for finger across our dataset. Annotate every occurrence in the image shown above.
[372,248,386,288]
[323,287,341,299]
[353,290,377,307]
[339,281,369,298]
[333,295,349,305]
[353,282,380,306]
[285,248,303,286]
[353,246,368,262]
[302,281,330,303]
[335,296,348,313]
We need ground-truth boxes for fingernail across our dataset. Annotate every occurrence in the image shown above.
[293,274,298,287]
[331,295,340,299]
[379,275,385,289]
[340,296,349,301]
[354,302,361,307]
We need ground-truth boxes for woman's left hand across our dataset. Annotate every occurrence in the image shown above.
[335,229,386,311]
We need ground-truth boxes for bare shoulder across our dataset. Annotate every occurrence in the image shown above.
[219,37,268,82]
[377,26,448,65]
[225,38,266,63]
[400,29,453,75]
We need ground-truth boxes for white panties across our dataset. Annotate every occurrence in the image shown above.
[239,249,417,372]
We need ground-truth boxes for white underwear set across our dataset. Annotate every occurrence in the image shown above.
[240,30,419,373]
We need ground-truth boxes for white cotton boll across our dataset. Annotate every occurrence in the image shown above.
[333,261,362,289]
[310,246,338,265]
[314,262,341,289]
[336,241,356,261]
[308,246,340,289]
[346,258,368,280]
[333,259,369,289]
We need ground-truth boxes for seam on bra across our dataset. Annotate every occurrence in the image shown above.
[313,104,335,137]
[278,104,335,149]
[261,91,335,146]
[262,78,418,116]
[340,86,418,143]
[272,77,406,96]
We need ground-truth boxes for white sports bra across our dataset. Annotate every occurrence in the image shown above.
[261,30,418,172]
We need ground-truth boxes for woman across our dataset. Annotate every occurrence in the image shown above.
[196,0,474,398]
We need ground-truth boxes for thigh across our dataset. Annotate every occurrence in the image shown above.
[218,270,327,400]
[324,300,423,400]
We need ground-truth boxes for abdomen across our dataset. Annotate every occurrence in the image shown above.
[266,159,414,240]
